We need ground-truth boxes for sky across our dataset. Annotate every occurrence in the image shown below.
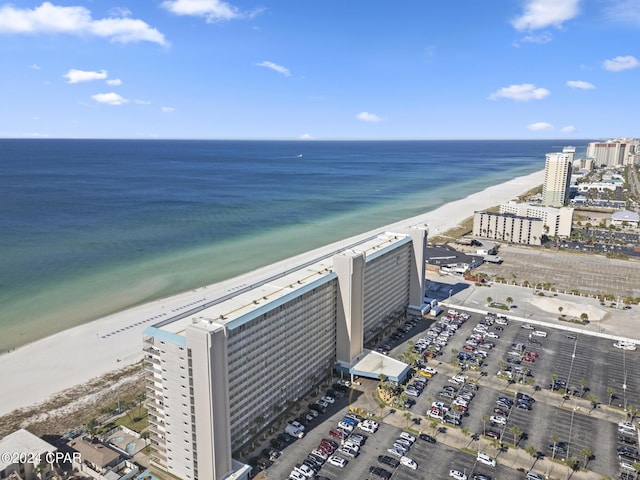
[0,0,638,140]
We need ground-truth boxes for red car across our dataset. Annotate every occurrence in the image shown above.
[463,344,475,351]
[493,407,506,416]
[329,429,347,440]
[525,351,539,358]
[523,356,535,363]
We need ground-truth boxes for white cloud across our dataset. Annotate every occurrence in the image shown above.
[29,63,41,70]
[603,0,640,25]
[603,55,640,72]
[257,61,291,76]
[161,0,262,22]
[106,78,122,86]
[161,106,174,113]
[566,80,595,89]
[512,0,581,31]
[109,7,132,18]
[527,122,554,131]
[0,2,167,45]
[488,83,550,101]
[64,68,107,84]
[299,133,314,140]
[513,32,553,46]
[561,125,576,133]
[92,92,128,105]
[356,112,382,123]
[134,99,151,105]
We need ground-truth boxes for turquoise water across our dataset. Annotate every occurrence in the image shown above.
[0,139,583,351]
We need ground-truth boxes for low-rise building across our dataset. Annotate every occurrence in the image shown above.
[473,211,544,245]
[0,429,57,480]
[611,210,640,228]
[499,202,573,238]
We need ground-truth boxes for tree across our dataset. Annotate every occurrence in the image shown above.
[587,393,599,412]
[525,445,539,468]
[429,419,439,434]
[85,418,98,439]
[550,434,560,460]
[580,313,589,322]
[506,297,513,308]
[608,387,617,406]
[487,296,493,304]
[558,306,564,316]
[481,415,489,436]
[628,405,639,422]
[403,411,412,428]
[509,425,522,447]
[578,379,587,398]
[580,447,593,468]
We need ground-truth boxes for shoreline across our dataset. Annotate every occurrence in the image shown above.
[0,169,544,417]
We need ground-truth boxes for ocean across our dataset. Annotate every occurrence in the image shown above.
[0,139,583,351]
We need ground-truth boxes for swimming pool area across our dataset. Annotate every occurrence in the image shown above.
[135,469,160,480]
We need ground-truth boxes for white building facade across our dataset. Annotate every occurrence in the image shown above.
[473,211,544,245]
[143,228,427,480]
[499,202,574,238]
[586,138,639,168]
[542,151,573,207]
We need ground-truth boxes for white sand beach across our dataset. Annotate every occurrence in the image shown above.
[0,170,543,417]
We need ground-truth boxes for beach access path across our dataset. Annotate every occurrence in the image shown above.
[0,170,544,417]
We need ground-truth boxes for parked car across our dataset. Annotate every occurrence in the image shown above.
[449,470,468,480]
[327,455,346,468]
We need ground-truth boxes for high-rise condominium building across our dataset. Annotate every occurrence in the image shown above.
[586,138,639,168]
[499,202,574,238]
[542,150,572,207]
[143,228,427,480]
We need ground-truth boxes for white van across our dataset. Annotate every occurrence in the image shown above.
[476,452,496,467]
[532,330,547,338]
[285,424,305,438]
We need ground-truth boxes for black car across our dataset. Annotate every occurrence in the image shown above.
[516,402,532,410]
[270,438,284,449]
[404,399,416,409]
[472,474,492,480]
[419,433,436,444]
[619,436,638,446]
[309,403,326,413]
[369,466,392,479]
[378,455,400,468]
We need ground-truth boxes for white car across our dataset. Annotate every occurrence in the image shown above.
[342,441,360,452]
[311,449,328,460]
[317,399,329,408]
[294,464,315,478]
[532,330,547,337]
[290,420,305,431]
[486,332,500,339]
[400,456,418,470]
[495,318,508,325]
[327,455,346,468]
[321,395,336,404]
[614,341,637,351]
[490,415,507,425]
[337,421,353,432]
[387,448,404,457]
[400,432,416,443]
[422,366,437,375]
[289,471,306,480]
[392,442,409,453]
[359,423,377,433]
[522,324,535,330]
[476,452,496,467]
[449,469,467,480]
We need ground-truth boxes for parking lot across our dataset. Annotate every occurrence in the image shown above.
[255,308,640,479]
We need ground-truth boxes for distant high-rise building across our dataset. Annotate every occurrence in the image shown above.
[586,138,639,167]
[542,151,572,207]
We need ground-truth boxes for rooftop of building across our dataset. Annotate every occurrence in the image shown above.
[149,231,415,338]
[0,429,56,471]
[68,437,121,468]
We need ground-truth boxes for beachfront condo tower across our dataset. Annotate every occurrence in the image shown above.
[542,148,573,207]
[142,227,427,480]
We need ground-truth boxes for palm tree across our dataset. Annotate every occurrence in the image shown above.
[550,434,560,460]
[587,393,599,412]
[506,297,513,308]
[509,425,522,447]
[580,313,589,323]
[85,418,98,439]
[580,447,593,468]
[461,427,471,446]
[430,419,439,434]
[525,445,539,468]
[608,387,617,406]
[578,379,587,398]
[481,415,489,436]
[558,306,564,316]
[628,405,639,422]
[487,296,493,305]
[403,411,412,428]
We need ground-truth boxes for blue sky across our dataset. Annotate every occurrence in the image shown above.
[0,0,638,140]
